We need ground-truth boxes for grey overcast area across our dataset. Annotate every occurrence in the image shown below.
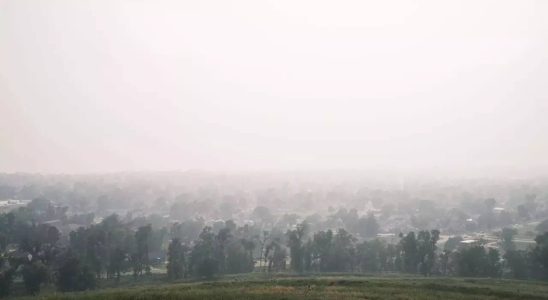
[1,1,548,299]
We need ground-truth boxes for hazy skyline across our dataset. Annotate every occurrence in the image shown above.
[1,0,548,175]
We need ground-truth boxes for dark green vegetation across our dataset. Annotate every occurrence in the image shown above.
[11,275,548,300]
[3,174,548,298]
[3,201,548,298]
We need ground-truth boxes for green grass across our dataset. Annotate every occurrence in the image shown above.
[12,274,548,300]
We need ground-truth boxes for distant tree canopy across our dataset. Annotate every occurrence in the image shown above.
[57,254,96,292]
[454,246,501,277]
[536,219,548,233]
[500,227,518,252]
[4,188,548,297]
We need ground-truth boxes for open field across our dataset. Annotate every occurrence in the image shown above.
[12,275,548,300]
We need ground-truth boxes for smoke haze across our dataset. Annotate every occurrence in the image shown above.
[1,0,548,175]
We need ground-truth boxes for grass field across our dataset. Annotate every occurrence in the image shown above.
[12,274,548,300]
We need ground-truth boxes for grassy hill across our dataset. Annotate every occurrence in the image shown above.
[13,275,548,300]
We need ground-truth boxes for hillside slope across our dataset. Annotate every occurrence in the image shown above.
[15,276,548,300]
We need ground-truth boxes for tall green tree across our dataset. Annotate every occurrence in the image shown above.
[57,255,96,292]
[504,250,530,279]
[22,260,48,295]
[399,232,418,273]
[357,213,380,238]
[167,238,186,280]
[134,225,152,276]
[500,227,518,252]
[328,229,356,272]
[189,227,219,278]
[533,232,548,278]
[265,238,286,272]
[417,230,440,276]
[286,222,308,273]
[454,246,501,277]
[0,254,15,297]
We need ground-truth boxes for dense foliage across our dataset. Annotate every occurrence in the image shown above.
[1,199,548,297]
[2,173,548,296]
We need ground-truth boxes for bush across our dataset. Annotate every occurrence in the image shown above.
[57,256,96,292]
[22,261,48,295]
[0,269,15,297]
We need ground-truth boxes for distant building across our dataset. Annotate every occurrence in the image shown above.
[376,233,398,244]
[0,199,31,213]
[459,239,480,248]
[42,219,62,226]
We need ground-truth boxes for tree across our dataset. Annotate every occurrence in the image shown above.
[498,211,513,227]
[22,261,48,295]
[484,198,496,212]
[533,232,548,278]
[286,222,308,273]
[239,238,256,273]
[478,199,497,230]
[504,250,529,279]
[57,255,96,292]
[500,227,518,252]
[194,257,218,278]
[439,250,450,276]
[478,213,496,230]
[328,229,356,272]
[170,219,205,244]
[68,225,107,279]
[311,230,333,272]
[417,230,440,276]
[215,227,231,274]
[517,204,531,221]
[134,224,152,276]
[536,219,548,233]
[252,206,273,225]
[278,214,299,229]
[454,246,501,277]
[225,239,255,274]
[265,239,286,272]
[486,248,502,277]
[357,239,386,273]
[444,236,463,252]
[0,266,15,297]
[189,227,219,278]
[69,214,133,281]
[258,230,269,271]
[107,246,127,280]
[357,213,379,238]
[167,238,186,280]
[399,232,418,273]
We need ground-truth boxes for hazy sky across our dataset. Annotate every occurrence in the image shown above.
[1,0,548,174]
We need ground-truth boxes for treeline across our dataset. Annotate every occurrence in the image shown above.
[0,201,264,297]
[168,223,548,281]
[282,224,548,280]
[3,207,548,297]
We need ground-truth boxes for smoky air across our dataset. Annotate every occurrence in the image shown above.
[1,1,548,299]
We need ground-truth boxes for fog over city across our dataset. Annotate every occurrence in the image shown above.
[3,1,548,298]
[2,0,548,176]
